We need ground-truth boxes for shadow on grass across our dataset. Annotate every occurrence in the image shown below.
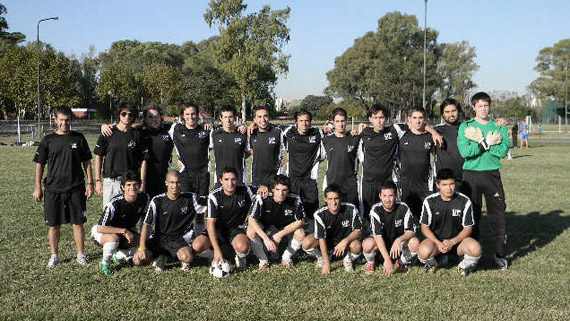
[477,210,569,269]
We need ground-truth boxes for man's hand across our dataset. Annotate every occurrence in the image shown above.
[333,240,347,257]
[95,181,103,196]
[464,127,484,143]
[390,239,402,260]
[101,124,114,136]
[213,250,223,263]
[237,124,247,134]
[383,260,393,276]
[322,121,333,134]
[321,262,331,275]
[85,184,94,199]
[496,118,508,127]
[272,233,283,245]
[486,131,502,146]
[123,230,135,243]
[437,241,449,254]
[256,185,269,199]
[135,249,151,263]
[33,186,43,202]
[442,239,454,252]
[432,131,443,147]
[247,122,257,136]
[203,122,213,131]
[263,237,277,252]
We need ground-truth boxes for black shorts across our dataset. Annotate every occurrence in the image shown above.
[401,188,430,219]
[147,236,190,259]
[290,177,319,219]
[145,175,167,199]
[360,181,383,220]
[181,170,210,198]
[92,227,139,249]
[44,186,87,227]
[201,227,246,245]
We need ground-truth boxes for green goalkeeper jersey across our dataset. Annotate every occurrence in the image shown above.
[458,119,510,171]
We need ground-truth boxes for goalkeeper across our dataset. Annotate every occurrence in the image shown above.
[458,92,510,270]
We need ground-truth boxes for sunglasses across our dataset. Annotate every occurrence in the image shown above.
[120,112,134,118]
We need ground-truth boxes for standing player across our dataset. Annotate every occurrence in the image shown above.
[248,106,284,195]
[362,181,419,275]
[395,106,434,219]
[322,108,361,207]
[91,171,149,275]
[134,170,205,271]
[246,175,306,269]
[33,106,94,268]
[302,186,362,274]
[193,167,254,271]
[519,119,529,148]
[210,106,251,185]
[282,109,326,222]
[418,169,481,276]
[458,92,510,269]
[434,99,465,188]
[94,102,148,207]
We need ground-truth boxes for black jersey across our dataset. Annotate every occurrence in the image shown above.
[282,126,325,180]
[169,123,210,173]
[420,192,474,240]
[140,124,173,190]
[357,126,399,183]
[314,203,361,241]
[249,124,283,186]
[99,192,149,229]
[33,131,92,193]
[434,123,464,181]
[248,194,305,229]
[144,192,206,239]
[210,129,249,183]
[322,133,360,189]
[396,127,433,191]
[207,185,254,231]
[369,202,415,244]
[93,127,148,179]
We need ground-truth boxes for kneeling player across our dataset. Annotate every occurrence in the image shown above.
[91,171,149,275]
[193,167,254,271]
[362,180,419,275]
[302,186,362,274]
[247,175,306,269]
[134,170,205,272]
[418,169,481,276]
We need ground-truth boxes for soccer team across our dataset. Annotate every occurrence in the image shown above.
[33,91,510,277]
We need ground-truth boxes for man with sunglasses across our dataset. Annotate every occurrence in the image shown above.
[94,102,149,208]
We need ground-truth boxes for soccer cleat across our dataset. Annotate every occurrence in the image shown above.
[458,265,475,277]
[112,256,130,269]
[395,259,409,273]
[425,262,437,274]
[364,262,375,274]
[99,262,114,276]
[76,253,90,267]
[46,255,60,269]
[258,261,270,271]
[316,257,324,269]
[281,259,294,268]
[180,262,191,272]
[235,255,248,271]
[343,260,354,272]
[494,253,508,270]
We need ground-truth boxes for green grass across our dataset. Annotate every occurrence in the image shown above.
[0,137,569,320]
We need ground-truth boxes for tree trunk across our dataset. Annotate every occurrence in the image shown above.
[241,94,247,123]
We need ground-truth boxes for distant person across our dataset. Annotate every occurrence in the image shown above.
[519,119,529,148]
[511,121,518,148]
[538,123,543,140]
[33,106,94,268]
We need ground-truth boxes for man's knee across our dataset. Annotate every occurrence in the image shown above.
[418,240,436,259]
[293,228,305,241]
[177,247,194,263]
[362,237,376,253]
[407,237,420,252]
[349,239,361,254]
[302,235,317,250]
[232,235,250,254]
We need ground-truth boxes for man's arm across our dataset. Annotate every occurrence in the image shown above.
[425,125,443,147]
[421,224,448,254]
[33,163,45,202]
[94,155,103,196]
[98,226,136,243]
[83,160,94,198]
[206,218,223,262]
[247,216,276,252]
[140,160,148,192]
[373,235,393,275]
[319,238,331,275]
[488,125,510,158]
[272,220,304,245]
[333,230,362,257]
[446,226,472,249]
[458,123,484,158]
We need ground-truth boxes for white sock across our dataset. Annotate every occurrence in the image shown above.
[419,257,437,266]
[236,249,250,258]
[459,254,481,269]
[282,237,302,262]
[304,247,322,259]
[363,252,376,264]
[51,254,59,259]
[344,252,360,263]
[102,242,118,264]
[197,249,213,259]
[250,237,268,264]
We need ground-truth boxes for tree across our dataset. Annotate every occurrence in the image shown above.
[204,0,290,120]
[299,95,333,113]
[141,62,184,106]
[79,45,100,110]
[529,39,570,105]
[326,11,441,118]
[0,3,25,57]
[0,45,35,118]
[437,41,479,106]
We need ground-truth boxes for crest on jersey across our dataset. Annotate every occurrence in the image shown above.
[452,209,462,217]
[128,140,136,148]
[309,136,316,143]
[394,219,403,227]
[70,142,78,149]
[181,206,188,215]
[199,132,207,139]
[341,220,350,227]
[424,142,432,149]
[347,145,355,153]
[235,137,242,144]
[284,209,293,216]
[384,133,393,140]
[238,200,246,208]
[268,137,276,145]
[163,135,171,142]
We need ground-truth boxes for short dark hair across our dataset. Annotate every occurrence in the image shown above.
[53,106,72,118]
[120,170,141,186]
[270,174,291,190]
[219,105,237,118]
[436,169,456,182]
[253,106,270,116]
[470,92,491,106]
[181,102,200,116]
[408,106,426,117]
[440,98,462,115]
[367,104,390,119]
[221,167,238,177]
[378,180,397,194]
[143,103,162,119]
[331,107,347,120]
[324,185,341,198]
[115,102,138,121]
[294,109,312,122]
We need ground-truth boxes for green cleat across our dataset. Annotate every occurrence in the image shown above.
[100,262,114,276]
[112,256,131,269]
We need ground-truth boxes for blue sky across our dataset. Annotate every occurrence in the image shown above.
[4,0,569,100]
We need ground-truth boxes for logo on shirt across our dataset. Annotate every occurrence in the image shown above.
[199,132,207,139]
[394,219,403,227]
[238,200,246,208]
[452,209,462,217]
[384,133,393,140]
[128,140,136,148]
[424,142,432,150]
[347,145,355,153]
[341,220,350,228]
[268,137,277,145]
[403,141,409,146]
[162,211,168,216]
[181,206,188,215]
[70,142,78,149]
[309,136,317,144]
[163,135,171,142]
[284,209,293,216]
[235,137,242,144]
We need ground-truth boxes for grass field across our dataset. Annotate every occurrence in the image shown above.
[0,135,569,320]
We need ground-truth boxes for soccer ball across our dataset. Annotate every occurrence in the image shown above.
[209,259,231,278]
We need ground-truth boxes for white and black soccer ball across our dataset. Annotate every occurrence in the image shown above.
[209,259,231,278]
